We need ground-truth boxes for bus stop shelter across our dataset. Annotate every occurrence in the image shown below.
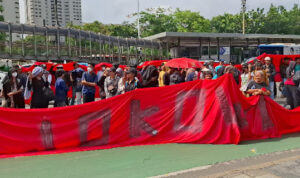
[145,32,300,63]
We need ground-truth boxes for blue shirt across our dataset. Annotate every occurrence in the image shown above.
[55,78,69,103]
[82,72,98,94]
[186,72,195,82]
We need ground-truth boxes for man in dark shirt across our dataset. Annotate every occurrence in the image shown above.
[82,64,98,103]
[263,57,276,99]
[55,70,69,107]
[70,63,84,105]
[125,68,141,92]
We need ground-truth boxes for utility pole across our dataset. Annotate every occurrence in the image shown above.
[137,0,141,39]
[242,0,247,34]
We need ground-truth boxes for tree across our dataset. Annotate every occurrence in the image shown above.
[173,9,210,32]
[68,21,110,35]
[285,4,300,35]
[211,13,242,33]
[245,8,266,34]
[262,5,290,34]
[107,22,138,38]
[68,4,300,37]
[137,8,177,37]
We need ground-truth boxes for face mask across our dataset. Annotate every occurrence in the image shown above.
[102,67,106,71]
[12,72,18,78]
[87,67,93,72]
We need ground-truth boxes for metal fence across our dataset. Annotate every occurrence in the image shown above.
[0,22,165,65]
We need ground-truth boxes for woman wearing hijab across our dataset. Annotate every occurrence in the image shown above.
[142,65,159,88]
[28,66,50,108]
[2,69,25,108]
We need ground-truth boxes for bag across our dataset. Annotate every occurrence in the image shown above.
[293,71,300,82]
[170,74,180,84]
[43,87,55,101]
[24,77,31,100]
[107,77,119,95]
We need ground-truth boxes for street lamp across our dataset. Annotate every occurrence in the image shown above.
[242,0,247,34]
[137,0,141,39]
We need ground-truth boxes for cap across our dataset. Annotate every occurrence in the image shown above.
[57,65,64,69]
[220,59,225,62]
[202,68,210,72]
[264,57,271,61]
[126,68,137,75]
[32,67,44,77]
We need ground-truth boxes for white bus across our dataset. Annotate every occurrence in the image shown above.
[258,44,300,55]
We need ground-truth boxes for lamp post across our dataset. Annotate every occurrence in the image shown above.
[242,0,247,34]
[137,0,141,39]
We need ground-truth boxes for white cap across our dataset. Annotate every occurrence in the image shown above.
[264,57,271,61]
[202,68,210,72]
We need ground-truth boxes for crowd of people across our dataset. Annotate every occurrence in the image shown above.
[0,57,299,109]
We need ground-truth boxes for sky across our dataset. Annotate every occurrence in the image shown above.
[19,0,299,24]
[82,0,299,24]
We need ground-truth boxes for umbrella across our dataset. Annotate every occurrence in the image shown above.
[94,63,113,71]
[165,58,203,69]
[137,60,169,69]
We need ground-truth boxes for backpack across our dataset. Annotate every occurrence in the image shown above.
[170,74,181,85]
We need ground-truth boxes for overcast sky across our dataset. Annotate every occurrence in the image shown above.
[82,0,299,24]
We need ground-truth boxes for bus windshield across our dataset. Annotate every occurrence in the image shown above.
[258,45,284,55]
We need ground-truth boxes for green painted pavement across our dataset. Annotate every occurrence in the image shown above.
[1,133,300,178]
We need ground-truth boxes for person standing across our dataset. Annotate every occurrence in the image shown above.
[125,68,142,92]
[158,65,167,87]
[263,57,276,99]
[169,68,184,85]
[240,63,252,95]
[142,65,159,88]
[29,67,50,109]
[104,67,120,99]
[185,68,196,82]
[2,69,25,108]
[81,64,98,103]
[55,70,69,107]
[213,59,225,79]
[97,68,109,100]
[285,58,300,109]
[70,63,84,105]
[280,58,290,97]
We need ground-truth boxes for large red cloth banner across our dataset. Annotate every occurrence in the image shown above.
[257,53,300,82]
[0,74,300,158]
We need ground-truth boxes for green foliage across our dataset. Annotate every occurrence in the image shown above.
[107,22,137,38]
[211,13,242,33]
[68,4,300,37]
[173,9,211,33]
[137,8,177,37]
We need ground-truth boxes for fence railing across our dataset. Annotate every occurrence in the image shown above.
[0,22,166,65]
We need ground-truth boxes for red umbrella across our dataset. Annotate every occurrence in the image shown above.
[94,62,113,71]
[165,58,203,69]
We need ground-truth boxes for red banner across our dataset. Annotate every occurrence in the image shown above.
[257,54,300,82]
[0,74,300,158]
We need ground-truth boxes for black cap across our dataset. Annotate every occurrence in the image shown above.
[126,68,137,76]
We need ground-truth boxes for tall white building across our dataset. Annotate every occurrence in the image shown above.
[0,0,20,24]
[0,0,21,41]
[25,0,82,27]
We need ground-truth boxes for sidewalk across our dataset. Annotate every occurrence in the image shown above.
[154,148,300,178]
